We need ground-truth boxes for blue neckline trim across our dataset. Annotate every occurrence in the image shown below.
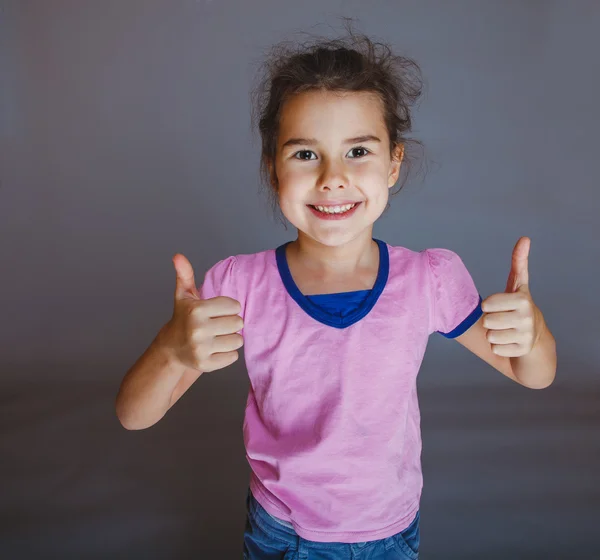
[438,295,483,338]
[307,289,371,300]
[275,239,389,329]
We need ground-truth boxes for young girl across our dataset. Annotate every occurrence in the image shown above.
[116,30,557,560]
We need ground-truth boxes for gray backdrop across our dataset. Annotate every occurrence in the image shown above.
[1,1,599,558]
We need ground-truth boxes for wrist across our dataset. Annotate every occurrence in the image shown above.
[155,321,181,367]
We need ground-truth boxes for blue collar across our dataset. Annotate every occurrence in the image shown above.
[275,239,389,329]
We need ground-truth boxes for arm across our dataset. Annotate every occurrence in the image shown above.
[455,312,556,389]
[115,253,242,430]
[455,236,556,389]
[115,322,203,430]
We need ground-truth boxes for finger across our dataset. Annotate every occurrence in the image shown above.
[173,254,199,300]
[199,313,244,336]
[486,328,520,345]
[211,333,244,353]
[482,311,521,330]
[198,296,242,318]
[481,293,522,313]
[491,343,523,357]
[507,237,530,293]
[205,350,239,371]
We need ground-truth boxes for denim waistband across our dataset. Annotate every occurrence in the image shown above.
[246,488,300,546]
[245,488,418,556]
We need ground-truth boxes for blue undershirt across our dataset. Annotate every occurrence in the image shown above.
[305,289,372,317]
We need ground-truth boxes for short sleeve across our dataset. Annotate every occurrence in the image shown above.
[197,256,244,334]
[425,248,483,338]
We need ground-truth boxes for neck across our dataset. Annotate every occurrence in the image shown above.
[289,230,378,275]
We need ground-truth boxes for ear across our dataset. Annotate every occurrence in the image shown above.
[267,159,278,190]
[388,143,404,188]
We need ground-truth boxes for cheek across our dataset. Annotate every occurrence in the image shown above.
[355,161,389,183]
[278,168,311,199]
[359,166,391,195]
[286,162,315,180]
[277,183,303,215]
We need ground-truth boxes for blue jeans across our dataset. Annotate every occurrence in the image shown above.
[243,489,420,559]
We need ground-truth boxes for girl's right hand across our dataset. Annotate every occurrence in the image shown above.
[162,254,244,373]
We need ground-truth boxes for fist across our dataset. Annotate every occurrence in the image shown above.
[164,253,244,373]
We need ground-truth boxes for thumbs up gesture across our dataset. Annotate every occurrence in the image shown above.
[481,237,543,357]
[164,254,244,373]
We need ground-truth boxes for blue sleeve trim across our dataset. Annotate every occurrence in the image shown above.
[437,294,483,339]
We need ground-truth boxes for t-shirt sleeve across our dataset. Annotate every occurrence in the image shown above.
[425,248,483,338]
[197,255,244,334]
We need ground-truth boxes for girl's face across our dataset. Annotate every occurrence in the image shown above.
[271,89,402,248]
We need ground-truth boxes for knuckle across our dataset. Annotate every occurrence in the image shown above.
[189,303,206,319]
[196,350,212,371]
[190,319,210,339]
[519,298,532,311]
[525,332,534,346]
[190,356,203,371]
[521,315,533,329]
[227,296,241,309]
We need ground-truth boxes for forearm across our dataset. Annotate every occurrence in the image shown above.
[511,314,557,389]
[115,324,188,430]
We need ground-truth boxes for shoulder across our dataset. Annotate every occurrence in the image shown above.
[224,246,278,277]
[382,241,458,258]
[199,247,277,305]
[383,242,461,268]
[208,246,275,269]
[420,247,467,273]
[383,241,422,261]
[383,242,471,284]
[203,246,278,288]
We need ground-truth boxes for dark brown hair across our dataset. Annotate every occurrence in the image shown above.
[250,21,425,225]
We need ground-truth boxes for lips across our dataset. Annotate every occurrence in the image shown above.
[307,201,362,220]
[307,201,360,207]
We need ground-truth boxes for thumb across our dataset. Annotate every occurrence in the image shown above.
[172,253,200,300]
[506,236,531,293]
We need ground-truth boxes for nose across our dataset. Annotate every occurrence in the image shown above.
[318,158,349,191]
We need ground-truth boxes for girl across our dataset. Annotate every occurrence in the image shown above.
[116,30,557,560]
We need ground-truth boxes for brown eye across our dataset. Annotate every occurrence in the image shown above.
[348,147,370,158]
[294,150,316,161]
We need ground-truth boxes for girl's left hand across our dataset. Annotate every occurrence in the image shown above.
[481,237,544,357]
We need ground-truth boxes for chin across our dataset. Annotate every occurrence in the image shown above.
[304,228,374,247]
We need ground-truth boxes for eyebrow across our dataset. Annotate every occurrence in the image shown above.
[281,135,382,149]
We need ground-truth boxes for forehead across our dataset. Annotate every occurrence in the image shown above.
[278,90,387,139]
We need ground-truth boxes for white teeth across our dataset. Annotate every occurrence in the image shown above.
[315,203,356,214]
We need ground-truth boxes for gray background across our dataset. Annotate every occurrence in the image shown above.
[1,1,599,558]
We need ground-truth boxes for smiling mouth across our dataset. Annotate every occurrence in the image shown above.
[308,202,359,215]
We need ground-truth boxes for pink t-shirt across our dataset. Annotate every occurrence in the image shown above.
[198,239,482,543]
